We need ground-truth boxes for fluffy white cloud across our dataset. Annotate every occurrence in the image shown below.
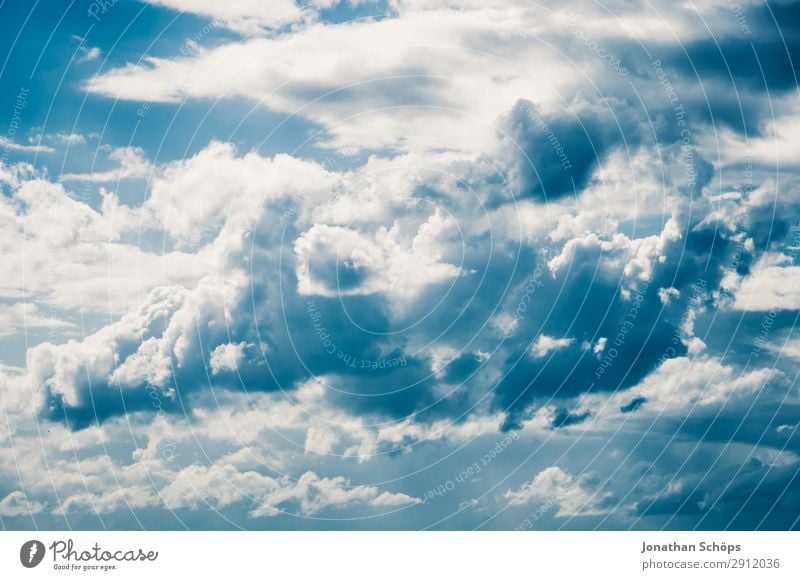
[768,339,800,360]
[530,335,574,358]
[210,342,247,374]
[56,463,420,517]
[60,146,151,183]
[78,46,102,63]
[0,137,55,154]
[548,218,681,285]
[25,285,187,407]
[634,357,773,410]
[0,302,74,337]
[730,253,800,311]
[295,210,464,305]
[0,490,44,517]
[0,385,424,520]
[247,470,421,517]
[0,172,205,316]
[54,486,159,515]
[2,0,796,532]
[504,466,611,517]
[556,357,777,431]
[142,142,336,246]
[144,0,309,35]
[84,5,580,153]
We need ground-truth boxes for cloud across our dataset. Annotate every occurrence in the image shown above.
[767,339,800,360]
[54,486,159,515]
[553,356,778,434]
[78,46,102,63]
[294,211,464,306]
[143,142,335,246]
[502,97,643,201]
[144,0,310,35]
[83,5,583,153]
[530,335,575,359]
[504,466,612,517]
[0,303,74,337]
[2,0,799,532]
[47,132,88,144]
[210,342,248,374]
[0,137,55,154]
[0,490,44,517]
[0,174,206,316]
[159,465,420,517]
[60,147,151,183]
[730,255,800,311]
[630,357,773,412]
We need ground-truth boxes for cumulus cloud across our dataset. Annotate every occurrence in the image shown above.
[144,0,310,35]
[530,335,575,359]
[56,464,420,518]
[0,137,55,154]
[295,211,464,306]
[60,146,151,183]
[730,256,800,311]
[2,0,799,531]
[0,302,74,337]
[210,342,247,374]
[83,4,583,153]
[504,467,612,517]
[0,490,44,517]
[0,165,212,320]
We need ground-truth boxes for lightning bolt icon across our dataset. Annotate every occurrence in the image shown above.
[28,543,38,564]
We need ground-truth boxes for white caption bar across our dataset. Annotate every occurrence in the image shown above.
[1,532,797,579]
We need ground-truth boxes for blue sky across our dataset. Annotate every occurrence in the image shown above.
[1,0,799,530]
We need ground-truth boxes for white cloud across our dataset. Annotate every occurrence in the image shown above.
[1,0,794,531]
[83,6,577,153]
[78,46,102,63]
[210,342,247,374]
[0,137,55,154]
[658,287,680,305]
[504,466,611,517]
[702,103,800,168]
[592,337,607,356]
[0,302,74,337]
[0,176,208,316]
[142,142,335,246]
[637,357,771,409]
[159,465,419,517]
[249,470,421,517]
[48,132,88,144]
[577,357,776,427]
[83,0,755,159]
[110,337,173,388]
[0,490,44,517]
[144,0,309,35]
[768,339,800,360]
[60,146,151,182]
[54,486,159,515]
[548,218,682,285]
[730,253,800,311]
[25,285,188,408]
[295,211,464,307]
[530,335,574,359]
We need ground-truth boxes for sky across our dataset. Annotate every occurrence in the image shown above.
[0,0,799,531]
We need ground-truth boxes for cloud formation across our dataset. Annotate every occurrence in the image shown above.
[1,0,799,531]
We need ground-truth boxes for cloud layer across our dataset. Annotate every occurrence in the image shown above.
[1,0,799,530]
